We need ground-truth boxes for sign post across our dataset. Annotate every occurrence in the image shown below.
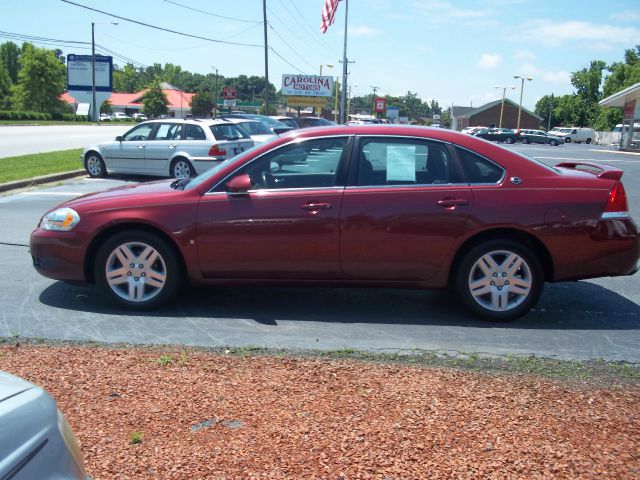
[222,87,238,113]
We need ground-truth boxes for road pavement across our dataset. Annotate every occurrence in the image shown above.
[0,124,129,158]
[1,143,639,361]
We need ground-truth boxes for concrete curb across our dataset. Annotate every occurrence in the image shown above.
[0,170,86,193]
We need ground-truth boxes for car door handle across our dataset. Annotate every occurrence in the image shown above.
[168,144,176,149]
[438,198,469,208]
[138,145,145,149]
[301,202,331,212]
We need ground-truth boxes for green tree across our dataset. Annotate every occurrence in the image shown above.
[190,89,214,117]
[0,41,21,83]
[534,94,559,129]
[142,81,168,118]
[100,100,113,114]
[570,60,606,126]
[113,63,143,93]
[0,63,12,109]
[602,46,640,97]
[11,44,66,112]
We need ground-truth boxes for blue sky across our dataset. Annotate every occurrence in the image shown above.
[2,0,639,110]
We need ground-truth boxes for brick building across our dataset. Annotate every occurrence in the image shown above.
[452,98,542,131]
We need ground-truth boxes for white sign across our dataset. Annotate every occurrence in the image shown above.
[76,103,90,115]
[67,54,112,92]
[386,145,416,182]
[281,74,333,97]
[223,99,237,108]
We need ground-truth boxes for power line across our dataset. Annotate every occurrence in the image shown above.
[268,23,314,70]
[269,47,305,75]
[282,0,335,51]
[161,0,261,24]
[59,0,263,48]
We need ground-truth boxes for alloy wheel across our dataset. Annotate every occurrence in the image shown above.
[86,155,104,176]
[173,160,192,179]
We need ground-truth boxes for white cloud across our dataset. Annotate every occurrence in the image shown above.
[348,25,380,36]
[477,53,502,70]
[470,91,500,106]
[516,20,640,46]
[610,10,640,22]
[543,71,571,85]
[516,63,540,76]
[515,49,535,60]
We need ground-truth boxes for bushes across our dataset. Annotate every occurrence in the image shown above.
[0,110,88,121]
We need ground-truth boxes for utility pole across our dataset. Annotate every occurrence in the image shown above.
[370,86,379,117]
[211,66,218,118]
[91,22,96,122]
[339,0,349,124]
[547,93,554,130]
[263,0,269,116]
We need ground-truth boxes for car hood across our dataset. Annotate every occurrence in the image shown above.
[0,371,34,403]
[59,179,183,211]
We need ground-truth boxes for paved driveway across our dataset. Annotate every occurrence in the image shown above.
[0,125,130,158]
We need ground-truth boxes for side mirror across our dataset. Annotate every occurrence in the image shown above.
[115,136,122,142]
[225,173,253,193]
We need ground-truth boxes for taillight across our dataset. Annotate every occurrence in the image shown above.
[602,182,628,218]
[209,145,226,156]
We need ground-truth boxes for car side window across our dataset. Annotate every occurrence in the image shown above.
[123,124,155,142]
[456,147,505,184]
[153,123,181,140]
[184,124,206,140]
[227,137,348,190]
[356,138,461,186]
[210,124,250,141]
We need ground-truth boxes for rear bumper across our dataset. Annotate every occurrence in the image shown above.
[30,229,87,283]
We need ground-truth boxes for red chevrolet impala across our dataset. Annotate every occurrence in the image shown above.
[30,125,639,321]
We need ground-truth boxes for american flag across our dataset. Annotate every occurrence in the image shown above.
[320,0,340,34]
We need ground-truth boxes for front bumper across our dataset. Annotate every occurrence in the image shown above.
[30,228,87,282]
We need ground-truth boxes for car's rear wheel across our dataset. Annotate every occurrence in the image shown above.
[564,137,571,143]
[549,139,558,146]
[85,152,107,178]
[455,240,543,321]
[521,137,529,144]
[505,137,515,144]
[95,230,181,309]
[170,158,195,179]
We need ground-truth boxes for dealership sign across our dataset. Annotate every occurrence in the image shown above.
[67,54,113,92]
[374,97,386,113]
[281,74,333,97]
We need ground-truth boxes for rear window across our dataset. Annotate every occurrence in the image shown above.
[184,124,206,140]
[210,124,250,141]
[455,147,505,184]
[236,121,272,136]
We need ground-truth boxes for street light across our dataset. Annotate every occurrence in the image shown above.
[92,21,118,122]
[513,75,532,131]
[211,65,218,118]
[494,85,515,128]
[317,64,333,117]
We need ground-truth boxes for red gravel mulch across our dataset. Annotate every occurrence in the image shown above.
[1,345,638,479]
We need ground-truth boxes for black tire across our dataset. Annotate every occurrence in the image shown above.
[84,152,107,178]
[549,140,557,146]
[170,158,196,179]
[564,137,571,143]
[521,137,530,144]
[94,230,182,309]
[586,138,592,144]
[454,239,544,322]
[505,137,515,144]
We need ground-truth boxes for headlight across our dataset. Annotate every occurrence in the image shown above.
[40,207,80,231]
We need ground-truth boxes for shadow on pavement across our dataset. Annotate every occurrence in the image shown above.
[39,280,640,330]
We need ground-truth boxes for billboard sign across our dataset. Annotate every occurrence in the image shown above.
[67,54,113,92]
[222,87,237,100]
[286,96,328,107]
[374,97,386,113]
[281,74,333,97]
[386,106,399,119]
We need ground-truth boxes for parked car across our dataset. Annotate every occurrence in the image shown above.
[33,125,639,321]
[271,116,337,129]
[0,371,87,479]
[473,127,517,143]
[112,112,131,120]
[132,113,148,121]
[516,129,564,146]
[82,119,254,179]
[548,127,595,143]
[461,126,485,135]
[99,113,112,121]
[221,118,277,144]
[219,113,294,135]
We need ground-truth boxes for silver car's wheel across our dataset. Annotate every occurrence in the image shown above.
[105,241,167,303]
[171,158,194,179]
[85,153,106,177]
[455,240,543,321]
[468,250,532,312]
[95,230,181,309]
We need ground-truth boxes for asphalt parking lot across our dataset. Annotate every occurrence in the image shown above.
[1,142,639,361]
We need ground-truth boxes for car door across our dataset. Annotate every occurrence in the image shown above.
[107,123,157,174]
[340,136,473,281]
[144,122,183,175]
[195,136,352,279]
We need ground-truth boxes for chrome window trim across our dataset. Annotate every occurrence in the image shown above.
[208,134,354,193]
[345,183,469,190]
[204,186,345,197]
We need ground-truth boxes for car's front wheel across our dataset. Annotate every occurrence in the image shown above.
[586,138,592,144]
[455,240,543,321]
[549,139,558,146]
[564,137,571,143]
[95,230,181,309]
[505,137,515,144]
[170,158,195,179]
[521,137,530,144]
[85,152,107,178]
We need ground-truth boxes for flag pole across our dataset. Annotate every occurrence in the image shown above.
[339,0,348,124]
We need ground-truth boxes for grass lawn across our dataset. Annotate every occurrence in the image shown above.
[0,149,83,183]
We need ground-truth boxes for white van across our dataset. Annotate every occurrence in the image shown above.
[549,127,595,144]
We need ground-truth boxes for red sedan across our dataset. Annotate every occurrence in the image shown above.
[30,125,639,321]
